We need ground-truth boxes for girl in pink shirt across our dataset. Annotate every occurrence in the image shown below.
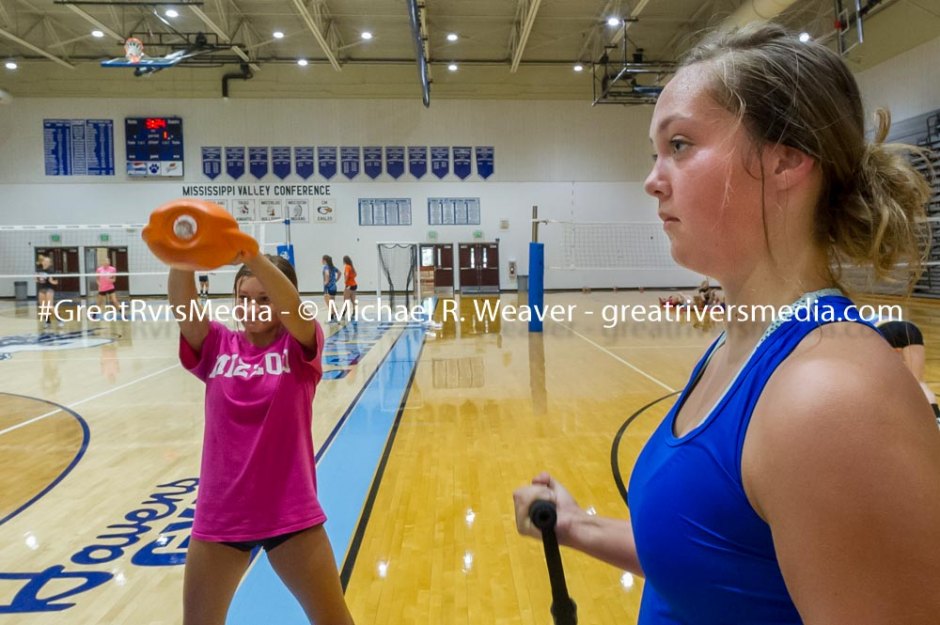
[95,260,120,312]
[168,252,354,625]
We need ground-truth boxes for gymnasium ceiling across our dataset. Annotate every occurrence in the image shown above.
[0,0,938,101]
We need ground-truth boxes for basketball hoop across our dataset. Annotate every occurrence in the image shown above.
[124,38,144,63]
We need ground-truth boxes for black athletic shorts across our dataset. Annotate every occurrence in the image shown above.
[877,320,924,349]
[198,275,209,283]
[221,528,305,553]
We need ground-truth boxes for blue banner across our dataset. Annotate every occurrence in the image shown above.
[475,146,494,179]
[341,146,361,180]
[248,147,269,179]
[408,146,427,179]
[385,146,404,179]
[431,146,450,179]
[201,146,222,179]
[453,146,472,180]
[295,147,314,179]
[318,146,337,180]
[225,147,245,179]
[363,146,382,179]
[271,146,291,180]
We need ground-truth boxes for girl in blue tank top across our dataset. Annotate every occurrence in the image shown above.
[513,23,940,625]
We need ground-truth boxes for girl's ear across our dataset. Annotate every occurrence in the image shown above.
[768,144,816,191]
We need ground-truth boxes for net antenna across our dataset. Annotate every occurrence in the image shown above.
[377,242,420,309]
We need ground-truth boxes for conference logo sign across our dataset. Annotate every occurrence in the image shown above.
[315,199,336,224]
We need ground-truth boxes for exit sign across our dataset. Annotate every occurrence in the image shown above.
[100,234,110,242]
[50,234,61,242]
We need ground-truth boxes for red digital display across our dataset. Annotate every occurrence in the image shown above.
[145,117,167,130]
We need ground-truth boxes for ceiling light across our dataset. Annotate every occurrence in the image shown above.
[273,31,285,40]
[607,17,621,27]
[448,63,458,72]
[447,33,458,42]
[573,64,584,72]
[5,61,17,70]
[297,59,308,66]
[799,32,811,42]
[91,30,104,38]
[361,31,373,40]
[165,9,178,18]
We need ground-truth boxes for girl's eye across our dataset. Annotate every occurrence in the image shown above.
[670,139,689,153]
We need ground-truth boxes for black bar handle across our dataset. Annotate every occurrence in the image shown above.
[529,500,578,625]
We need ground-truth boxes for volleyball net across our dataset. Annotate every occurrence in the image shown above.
[0,218,290,298]
[525,211,940,331]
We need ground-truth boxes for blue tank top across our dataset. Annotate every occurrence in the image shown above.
[323,264,339,289]
[628,292,868,625]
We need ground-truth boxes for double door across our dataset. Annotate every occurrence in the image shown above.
[458,242,499,293]
[35,246,130,298]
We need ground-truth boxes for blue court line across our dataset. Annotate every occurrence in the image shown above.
[226,324,425,625]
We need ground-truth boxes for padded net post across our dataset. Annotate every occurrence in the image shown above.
[529,205,545,333]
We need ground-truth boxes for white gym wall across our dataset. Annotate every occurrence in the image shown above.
[2,30,938,297]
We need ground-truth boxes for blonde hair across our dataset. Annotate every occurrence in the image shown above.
[682,23,932,291]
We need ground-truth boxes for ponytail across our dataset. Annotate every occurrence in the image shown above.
[827,109,933,291]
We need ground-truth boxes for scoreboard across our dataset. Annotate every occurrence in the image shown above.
[125,116,183,177]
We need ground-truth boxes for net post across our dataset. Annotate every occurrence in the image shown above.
[529,205,544,333]
[531,205,539,243]
[277,217,295,266]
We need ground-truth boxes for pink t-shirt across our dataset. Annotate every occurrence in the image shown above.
[180,320,326,542]
[96,265,116,291]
